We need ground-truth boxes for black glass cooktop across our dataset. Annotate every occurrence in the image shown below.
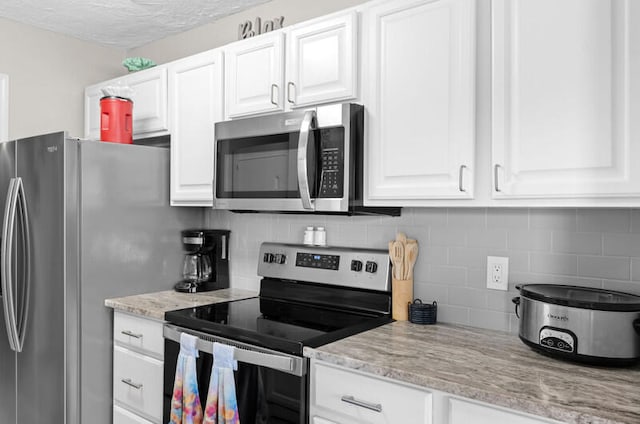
[165,297,392,355]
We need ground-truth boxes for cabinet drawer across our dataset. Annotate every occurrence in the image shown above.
[113,405,155,424]
[114,311,164,357]
[312,362,432,424]
[113,345,163,422]
[448,398,560,424]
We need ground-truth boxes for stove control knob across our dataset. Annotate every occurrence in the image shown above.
[350,260,363,272]
[275,254,286,264]
[264,253,275,263]
[365,261,378,273]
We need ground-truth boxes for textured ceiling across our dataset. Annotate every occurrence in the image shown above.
[0,0,272,49]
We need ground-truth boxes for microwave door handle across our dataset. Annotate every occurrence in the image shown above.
[297,110,316,211]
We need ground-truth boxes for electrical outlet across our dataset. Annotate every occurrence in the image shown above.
[486,256,509,290]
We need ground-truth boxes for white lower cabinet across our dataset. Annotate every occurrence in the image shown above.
[310,360,561,424]
[113,311,164,424]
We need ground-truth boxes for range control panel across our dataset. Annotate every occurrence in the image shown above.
[258,242,390,292]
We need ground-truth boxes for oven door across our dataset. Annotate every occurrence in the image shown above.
[163,324,308,424]
[214,104,353,213]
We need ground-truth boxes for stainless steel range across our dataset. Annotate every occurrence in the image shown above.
[162,242,392,423]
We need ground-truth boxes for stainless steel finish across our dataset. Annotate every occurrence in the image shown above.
[297,110,316,210]
[1,178,17,351]
[257,242,391,292]
[494,164,502,192]
[459,165,467,192]
[221,234,227,260]
[0,132,202,424]
[214,103,353,213]
[270,83,278,106]
[120,330,143,339]
[287,81,296,104]
[183,236,203,245]
[164,324,306,377]
[340,395,383,413]
[120,378,143,390]
[0,139,16,424]
[518,296,640,359]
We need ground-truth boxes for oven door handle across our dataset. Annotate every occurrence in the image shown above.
[163,324,306,376]
[297,110,316,211]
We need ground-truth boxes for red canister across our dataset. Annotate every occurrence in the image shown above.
[100,96,133,144]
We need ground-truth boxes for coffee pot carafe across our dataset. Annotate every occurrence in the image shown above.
[174,229,230,293]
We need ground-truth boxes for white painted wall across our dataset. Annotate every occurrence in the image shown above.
[0,17,124,139]
[127,0,368,64]
[0,74,7,142]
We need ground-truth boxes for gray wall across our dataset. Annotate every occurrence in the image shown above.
[207,208,640,333]
[0,17,124,140]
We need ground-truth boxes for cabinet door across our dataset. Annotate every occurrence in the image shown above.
[168,49,223,206]
[363,0,476,205]
[492,0,640,199]
[286,11,358,108]
[113,406,155,424]
[84,84,102,140]
[126,66,168,135]
[225,32,285,118]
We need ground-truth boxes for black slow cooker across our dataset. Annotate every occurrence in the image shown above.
[512,284,640,366]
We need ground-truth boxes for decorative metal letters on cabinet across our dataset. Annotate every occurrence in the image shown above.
[238,16,285,39]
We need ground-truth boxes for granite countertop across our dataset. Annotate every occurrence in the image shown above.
[304,321,640,424]
[104,288,258,320]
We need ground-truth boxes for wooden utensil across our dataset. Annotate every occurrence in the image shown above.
[390,240,405,280]
[404,241,419,279]
[396,232,407,245]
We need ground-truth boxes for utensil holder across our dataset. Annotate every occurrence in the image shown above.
[392,278,413,321]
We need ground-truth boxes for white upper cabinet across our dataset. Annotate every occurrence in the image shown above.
[224,10,358,119]
[84,66,168,140]
[492,0,640,200]
[363,0,476,205]
[169,49,223,206]
[286,11,358,108]
[224,32,285,118]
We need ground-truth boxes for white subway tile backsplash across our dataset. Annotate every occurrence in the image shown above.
[552,232,603,255]
[577,255,630,280]
[603,233,640,257]
[210,208,640,334]
[530,252,578,275]
[577,209,631,233]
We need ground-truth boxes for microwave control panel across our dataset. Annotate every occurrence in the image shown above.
[318,128,344,198]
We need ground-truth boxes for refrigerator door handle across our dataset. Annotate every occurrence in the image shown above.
[1,177,19,351]
[14,178,30,352]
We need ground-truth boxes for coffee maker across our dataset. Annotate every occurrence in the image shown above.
[174,229,230,293]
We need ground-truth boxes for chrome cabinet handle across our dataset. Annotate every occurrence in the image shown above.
[121,330,143,339]
[459,165,467,192]
[297,110,316,211]
[340,395,382,413]
[287,82,296,104]
[121,378,143,390]
[270,84,278,106]
[494,164,502,192]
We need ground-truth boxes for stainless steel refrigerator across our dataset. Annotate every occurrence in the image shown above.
[0,132,202,423]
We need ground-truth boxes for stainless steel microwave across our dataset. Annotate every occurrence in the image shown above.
[213,103,399,215]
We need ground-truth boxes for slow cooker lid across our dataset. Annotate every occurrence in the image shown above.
[520,284,640,311]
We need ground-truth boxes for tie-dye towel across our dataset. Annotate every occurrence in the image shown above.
[204,342,240,424]
[169,333,204,424]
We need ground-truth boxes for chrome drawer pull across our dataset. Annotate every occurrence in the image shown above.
[340,395,382,413]
[121,378,143,390]
[121,330,143,339]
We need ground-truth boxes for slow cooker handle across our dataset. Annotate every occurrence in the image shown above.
[512,296,520,319]
[634,318,640,336]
